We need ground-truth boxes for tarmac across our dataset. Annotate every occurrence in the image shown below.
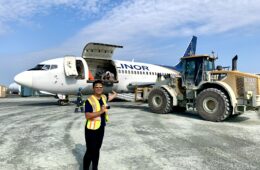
[0,97,260,170]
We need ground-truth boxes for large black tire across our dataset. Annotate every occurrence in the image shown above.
[196,88,232,122]
[148,88,173,114]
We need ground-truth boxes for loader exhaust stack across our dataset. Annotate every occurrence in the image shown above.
[232,55,238,71]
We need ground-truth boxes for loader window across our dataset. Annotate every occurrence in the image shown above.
[204,60,214,71]
[184,58,203,86]
[185,60,196,80]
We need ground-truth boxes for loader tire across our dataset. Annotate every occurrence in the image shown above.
[148,88,172,114]
[196,88,231,122]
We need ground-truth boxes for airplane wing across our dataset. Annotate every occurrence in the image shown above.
[82,42,123,60]
[39,91,56,96]
[128,82,155,87]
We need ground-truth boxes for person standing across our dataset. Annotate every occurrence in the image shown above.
[75,88,84,113]
[83,80,117,170]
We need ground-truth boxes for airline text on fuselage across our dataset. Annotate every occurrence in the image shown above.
[119,63,149,71]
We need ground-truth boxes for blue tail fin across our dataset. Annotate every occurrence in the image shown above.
[174,36,197,72]
[183,36,197,57]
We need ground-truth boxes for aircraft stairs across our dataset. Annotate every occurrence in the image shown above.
[116,93,135,102]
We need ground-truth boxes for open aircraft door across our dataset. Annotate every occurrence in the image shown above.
[64,56,78,77]
[82,43,122,85]
[82,43,123,60]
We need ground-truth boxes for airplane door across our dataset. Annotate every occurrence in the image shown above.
[64,56,78,77]
[82,43,123,60]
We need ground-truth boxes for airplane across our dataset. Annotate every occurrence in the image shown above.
[14,36,197,105]
[8,82,21,95]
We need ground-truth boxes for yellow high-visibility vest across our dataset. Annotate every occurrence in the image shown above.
[86,95,109,130]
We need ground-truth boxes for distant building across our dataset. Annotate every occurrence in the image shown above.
[0,84,7,98]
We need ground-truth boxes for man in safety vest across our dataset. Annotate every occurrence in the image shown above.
[83,80,117,170]
[74,87,84,113]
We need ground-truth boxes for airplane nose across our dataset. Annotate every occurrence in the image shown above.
[14,71,33,87]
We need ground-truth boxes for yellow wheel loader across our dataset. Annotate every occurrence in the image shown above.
[148,55,260,121]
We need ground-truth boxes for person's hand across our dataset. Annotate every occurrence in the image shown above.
[108,90,117,101]
[100,105,106,114]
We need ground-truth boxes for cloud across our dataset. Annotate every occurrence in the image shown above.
[58,0,260,60]
[1,0,260,85]
[3,0,260,59]
[0,0,114,35]
[76,0,260,39]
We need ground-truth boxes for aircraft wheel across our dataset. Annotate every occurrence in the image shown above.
[148,88,172,114]
[58,100,69,106]
[196,88,232,121]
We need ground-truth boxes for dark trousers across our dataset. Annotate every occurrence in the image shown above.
[83,126,105,170]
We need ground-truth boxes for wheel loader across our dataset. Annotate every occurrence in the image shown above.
[148,55,260,121]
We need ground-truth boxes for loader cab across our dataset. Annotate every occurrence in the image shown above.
[182,55,215,88]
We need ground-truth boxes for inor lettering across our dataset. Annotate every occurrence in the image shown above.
[134,65,141,70]
[124,64,133,69]
[142,66,149,71]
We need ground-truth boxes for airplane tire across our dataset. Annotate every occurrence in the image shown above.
[148,88,172,114]
[196,88,231,122]
[58,100,69,106]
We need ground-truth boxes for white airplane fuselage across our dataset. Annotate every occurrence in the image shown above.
[14,57,179,95]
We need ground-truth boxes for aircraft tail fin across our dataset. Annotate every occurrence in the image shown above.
[173,36,197,72]
[183,36,197,57]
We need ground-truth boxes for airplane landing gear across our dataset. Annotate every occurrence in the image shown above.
[57,99,69,106]
[57,94,70,106]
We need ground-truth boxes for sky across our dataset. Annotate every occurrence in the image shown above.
[0,0,260,86]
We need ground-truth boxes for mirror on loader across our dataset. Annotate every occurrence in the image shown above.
[181,55,215,87]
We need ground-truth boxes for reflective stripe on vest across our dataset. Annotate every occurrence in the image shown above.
[86,95,109,130]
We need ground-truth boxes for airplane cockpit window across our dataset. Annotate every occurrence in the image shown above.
[28,64,50,71]
[42,65,50,70]
[50,65,58,70]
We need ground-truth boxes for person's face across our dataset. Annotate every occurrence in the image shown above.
[93,83,103,95]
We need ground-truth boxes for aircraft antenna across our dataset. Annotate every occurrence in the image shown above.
[211,51,215,57]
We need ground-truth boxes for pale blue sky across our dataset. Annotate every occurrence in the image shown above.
[0,0,260,86]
